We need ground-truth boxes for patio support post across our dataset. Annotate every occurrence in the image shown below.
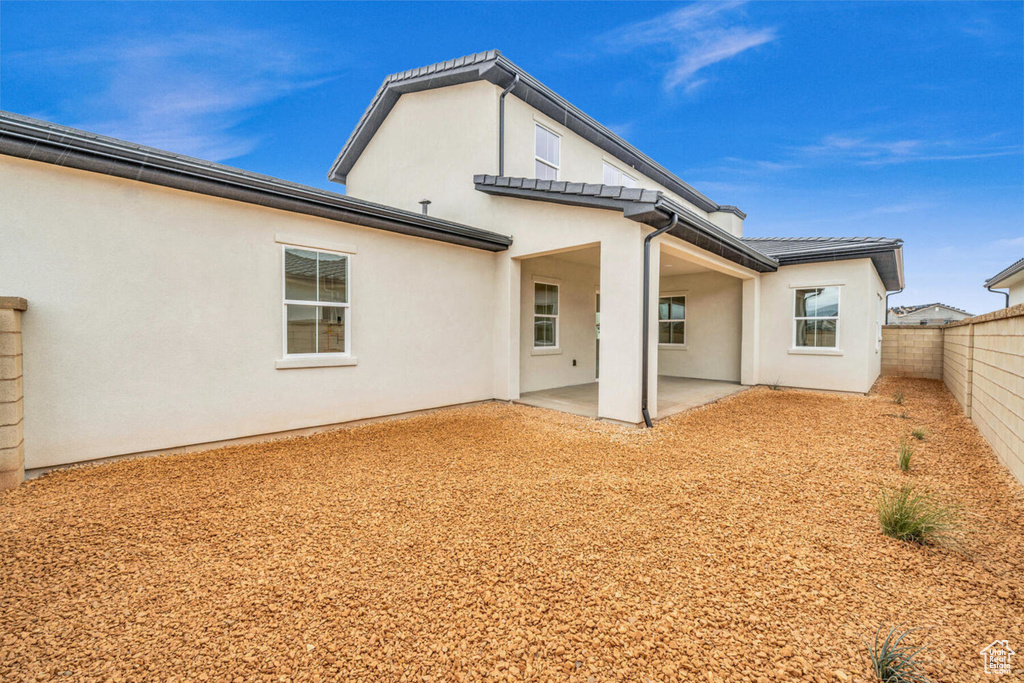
[0,297,27,491]
[598,229,647,424]
[740,278,761,386]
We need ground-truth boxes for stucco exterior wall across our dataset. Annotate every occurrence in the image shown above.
[1010,282,1024,307]
[519,255,600,393]
[656,271,742,382]
[757,259,883,393]
[344,80,499,225]
[0,156,501,470]
[344,80,744,236]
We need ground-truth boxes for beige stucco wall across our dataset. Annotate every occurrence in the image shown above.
[344,79,743,236]
[757,259,885,393]
[1010,282,1024,307]
[880,326,944,380]
[518,254,600,393]
[0,155,502,470]
[656,271,742,382]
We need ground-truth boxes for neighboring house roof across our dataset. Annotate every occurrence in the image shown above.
[889,302,972,317]
[744,237,904,290]
[0,110,512,252]
[986,256,1024,288]
[328,50,744,219]
[473,175,775,273]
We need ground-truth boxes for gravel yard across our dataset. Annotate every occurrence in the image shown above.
[1,378,1022,682]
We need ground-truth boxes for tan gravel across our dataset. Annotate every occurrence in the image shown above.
[1,377,1022,682]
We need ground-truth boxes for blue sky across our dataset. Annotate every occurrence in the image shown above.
[2,1,1021,313]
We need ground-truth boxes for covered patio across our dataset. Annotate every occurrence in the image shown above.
[516,376,746,421]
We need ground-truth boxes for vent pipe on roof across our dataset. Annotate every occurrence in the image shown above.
[498,74,520,176]
[419,199,431,215]
[641,212,679,428]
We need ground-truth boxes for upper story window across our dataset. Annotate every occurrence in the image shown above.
[658,295,686,345]
[602,162,638,188]
[535,124,560,180]
[284,247,350,356]
[794,287,839,348]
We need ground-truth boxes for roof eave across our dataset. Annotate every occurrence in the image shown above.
[0,111,512,252]
[772,243,904,291]
[331,51,745,218]
[473,176,775,273]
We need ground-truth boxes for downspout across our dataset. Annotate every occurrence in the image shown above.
[641,213,679,428]
[498,74,520,176]
[986,285,1009,309]
[884,287,903,324]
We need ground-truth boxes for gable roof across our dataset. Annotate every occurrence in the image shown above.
[474,175,775,273]
[0,110,512,252]
[328,50,744,219]
[889,303,972,317]
[744,237,904,290]
[986,256,1024,288]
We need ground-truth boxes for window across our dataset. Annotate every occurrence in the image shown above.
[794,287,839,348]
[602,162,638,188]
[535,124,560,180]
[658,295,686,345]
[533,281,559,348]
[283,247,349,355]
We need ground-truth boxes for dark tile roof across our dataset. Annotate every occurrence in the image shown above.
[985,256,1024,287]
[742,237,902,258]
[0,110,512,252]
[474,175,776,273]
[329,50,744,219]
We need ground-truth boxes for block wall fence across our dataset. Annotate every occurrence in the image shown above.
[0,297,27,490]
[882,304,1024,486]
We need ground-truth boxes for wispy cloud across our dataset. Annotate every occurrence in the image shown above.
[603,1,776,93]
[796,134,1020,166]
[8,29,336,161]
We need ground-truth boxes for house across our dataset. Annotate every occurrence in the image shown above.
[887,303,973,326]
[985,257,1024,308]
[0,50,904,485]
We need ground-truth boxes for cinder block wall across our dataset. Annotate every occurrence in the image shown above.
[951,305,1024,485]
[881,307,1024,488]
[880,325,944,379]
[943,324,973,411]
[0,297,27,490]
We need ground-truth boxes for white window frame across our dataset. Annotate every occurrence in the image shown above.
[658,292,687,348]
[534,123,560,180]
[792,285,841,352]
[281,245,352,359]
[602,161,638,188]
[532,277,560,354]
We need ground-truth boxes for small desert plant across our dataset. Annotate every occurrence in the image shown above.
[893,391,905,405]
[910,428,926,441]
[876,482,963,548]
[767,378,782,391]
[897,439,913,472]
[864,625,933,683]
